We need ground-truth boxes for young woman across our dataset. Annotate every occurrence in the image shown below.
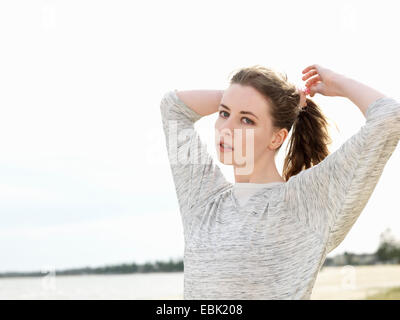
[159,64,400,299]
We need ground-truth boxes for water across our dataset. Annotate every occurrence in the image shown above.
[1,265,400,299]
[0,272,184,299]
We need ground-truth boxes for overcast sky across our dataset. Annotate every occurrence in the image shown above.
[0,0,399,272]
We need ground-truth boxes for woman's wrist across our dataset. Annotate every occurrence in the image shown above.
[329,73,353,98]
[330,74,386,117]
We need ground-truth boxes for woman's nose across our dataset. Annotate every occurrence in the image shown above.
[219,118,235,136]
[219,128,234,141]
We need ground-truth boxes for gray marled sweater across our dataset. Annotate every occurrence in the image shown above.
[160,89,400,300]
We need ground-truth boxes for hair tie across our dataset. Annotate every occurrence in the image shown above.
[296,86,308,111]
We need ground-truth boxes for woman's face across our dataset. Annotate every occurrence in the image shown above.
[214,84,283,167]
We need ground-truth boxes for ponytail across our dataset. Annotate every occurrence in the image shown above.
[282,98,332,181]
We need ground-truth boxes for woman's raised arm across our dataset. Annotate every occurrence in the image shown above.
[175,89,224,117]
[302,64,387,117]
[285,65,400,254]
[159,89,230,235]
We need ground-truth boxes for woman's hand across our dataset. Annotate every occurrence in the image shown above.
[301,64,344,97]
[302,64,387,116]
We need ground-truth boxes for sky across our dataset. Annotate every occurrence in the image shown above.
[0,0,399,272]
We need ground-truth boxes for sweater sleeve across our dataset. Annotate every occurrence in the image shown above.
[283,96,400,254]
[159,90,231,222]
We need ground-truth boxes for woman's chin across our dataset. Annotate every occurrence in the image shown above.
[217,152,234,165]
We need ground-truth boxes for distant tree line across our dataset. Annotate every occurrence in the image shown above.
[323,228,400,266]
[376,228,400,262]
[0,258,184,278]
[1,229,399,278]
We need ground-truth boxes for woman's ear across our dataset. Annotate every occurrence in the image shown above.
[268,128,288,151]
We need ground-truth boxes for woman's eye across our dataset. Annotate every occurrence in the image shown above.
[219,111,229,118]
[219,111,254,125]
[242,117,254,125]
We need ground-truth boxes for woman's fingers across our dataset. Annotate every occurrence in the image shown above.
[302,64,341,97]
[302,64,318,74]
[305,75,322,88]
[302,69,318,81]
[301,64,329,97]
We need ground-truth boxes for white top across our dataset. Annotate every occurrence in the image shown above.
[233,182,284,207]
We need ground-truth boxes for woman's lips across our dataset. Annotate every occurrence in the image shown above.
[219,142,233,152]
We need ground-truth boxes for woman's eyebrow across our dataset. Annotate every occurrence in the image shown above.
[220,103,259,120]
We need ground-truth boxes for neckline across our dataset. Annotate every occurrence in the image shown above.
[228,181,285,214]
[233,181,285,188]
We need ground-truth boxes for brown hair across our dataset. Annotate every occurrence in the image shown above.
[228,64,332,181]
